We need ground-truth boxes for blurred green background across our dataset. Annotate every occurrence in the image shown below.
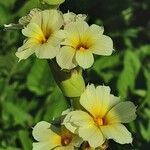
[0,0,150,149]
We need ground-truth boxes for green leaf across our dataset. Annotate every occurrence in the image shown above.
[96,71,114,83]
[3,101,32,124]
[140,121,150,142]
[144,68,150,106]
[1,84,18,102]
[0,5,11,25]
[136,45,150,61]
[93,55,120,71]
[16,0,40,17]
[133,89,146,97]
[0,147,20,150]
[92,55,120,83]
[0,79,5,95]
[18,130,32,150]
[44,86,69,121]
[0,0,17,8]
[145,109,150,118]
[123,28,142,38]
[27,59,55,96]
[117,50,141,98]
[0,52,17,73]
[12,59,32,76]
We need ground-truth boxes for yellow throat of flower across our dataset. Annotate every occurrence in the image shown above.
[94,117,106,126]
[76,43,89,51]
[38,30,52,44]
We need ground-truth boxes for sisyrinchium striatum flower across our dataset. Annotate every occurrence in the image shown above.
[56,21,113,69]
[16,9,65,61]
[63,84,137,148]
[32,121,82,150]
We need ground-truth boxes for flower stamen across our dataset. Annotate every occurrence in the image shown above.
[61,136,72,146]
[94,117,105,126]
[76,43,89,51]
[40,32,51,44]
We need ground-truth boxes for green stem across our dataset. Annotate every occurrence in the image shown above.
[71,97,81,110]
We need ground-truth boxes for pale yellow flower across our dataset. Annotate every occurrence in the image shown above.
[32,121,82,150]
[56,21,113,69]
[63,84,136,148]
[16,9,64,61]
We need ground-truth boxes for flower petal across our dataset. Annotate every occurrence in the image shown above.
[63,110,94,133]
[32,121,61,148]
[22,23,44,41]
[50,30,67,46]
[65,21,89,37]
[63,11,76,25]
[78,126,104,148]
[15,39,37,61]
[30,9,63,33]
[48,10,64,31]
[105,101,137,124]
[80,84,111,118]
[100,124,132,144]
[33,142,54,150]
[75,50,94,69]
[30,11,42,27]
[109,94,120,109]
[41,10,63,34]
[94,85,112,117]
[62,21,89,48]
[56,46,76,69]
[64,111,104,148]
[41,10,52,35]
[79,84,98,117]
[91,35,113,56]
[89,24,104,35]
[35,43,59,59]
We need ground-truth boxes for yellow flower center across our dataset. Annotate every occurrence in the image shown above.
[76,43,89,51]
[36,27,52,44]
[40,33,51,44]
[94,117,105,126]
[61,136,72,146]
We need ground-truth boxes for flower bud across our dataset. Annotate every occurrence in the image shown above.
[40,0,65,5]
[49,60,85,97]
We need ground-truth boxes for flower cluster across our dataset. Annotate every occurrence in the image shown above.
[32,84,136,150]
[14,3,137,150]
[16,9,113,69]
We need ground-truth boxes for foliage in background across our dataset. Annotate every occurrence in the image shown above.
[0,0,150,149]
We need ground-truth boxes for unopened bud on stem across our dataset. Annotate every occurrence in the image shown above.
[48,60,85,98]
